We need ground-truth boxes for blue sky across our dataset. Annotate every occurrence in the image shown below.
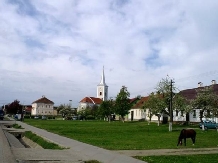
[1,0,218,107]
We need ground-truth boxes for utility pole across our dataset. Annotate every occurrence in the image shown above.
[169,79,174,132]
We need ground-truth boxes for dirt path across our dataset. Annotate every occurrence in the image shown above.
[116,147,218,156]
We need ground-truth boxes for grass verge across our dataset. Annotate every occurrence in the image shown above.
[24,131,65,150]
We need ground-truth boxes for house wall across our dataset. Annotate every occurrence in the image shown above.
[127,108,218,123]
[31,103,54,116]
[127,108,146,120]
[77,102,97,112]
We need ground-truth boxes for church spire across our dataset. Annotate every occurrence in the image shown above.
[97,66,108,101]
[99,66,107,86]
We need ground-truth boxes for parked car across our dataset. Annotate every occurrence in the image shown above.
[199,120,218,130]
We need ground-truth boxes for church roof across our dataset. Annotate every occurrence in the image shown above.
[80,97,102,104]
[32,96,54,104]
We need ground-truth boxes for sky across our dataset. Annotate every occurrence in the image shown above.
[1,0,218,107]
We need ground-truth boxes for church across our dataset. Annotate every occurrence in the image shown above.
[77,67,108,111]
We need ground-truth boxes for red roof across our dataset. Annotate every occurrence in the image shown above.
[132,96,149,109]
[32,96,54,104]
[80,97,102,104]
[25,105,32,112]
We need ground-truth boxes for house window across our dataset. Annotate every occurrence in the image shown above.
[193,110,196,118]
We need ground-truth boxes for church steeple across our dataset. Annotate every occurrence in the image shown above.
[97,66,108,101]
[99,66,107,86]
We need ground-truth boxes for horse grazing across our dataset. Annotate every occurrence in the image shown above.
[177,129,196,146]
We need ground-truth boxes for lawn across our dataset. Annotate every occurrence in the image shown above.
[23,119,218,150]
[135,154,218,163]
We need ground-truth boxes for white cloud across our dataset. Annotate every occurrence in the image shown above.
[0,0,218,107]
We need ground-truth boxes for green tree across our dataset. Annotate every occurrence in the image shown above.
[143,92,165,126]
[114,86,131,122]
[173,94,189,123]
[156,77,176,117]
[98,99,114,122]
[191,86,218,124]
[58,104,72,119]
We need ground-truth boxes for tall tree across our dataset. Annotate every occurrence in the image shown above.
[191,86,218,123]
[114,86,131,122]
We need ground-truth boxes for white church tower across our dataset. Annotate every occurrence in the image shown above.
[97,67,108,101]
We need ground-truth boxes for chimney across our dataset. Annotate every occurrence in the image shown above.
[211,80,217,85]
[198,82,203,87]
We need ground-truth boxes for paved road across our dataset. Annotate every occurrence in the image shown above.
[0,120,146,163]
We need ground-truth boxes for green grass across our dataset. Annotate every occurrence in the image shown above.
[12,123,23,129]
[24,131,65,150]
[23,120,218,150]
[135,154,218,163]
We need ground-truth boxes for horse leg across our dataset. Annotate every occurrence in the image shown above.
[192,136,196,145]
[184,138,186,146]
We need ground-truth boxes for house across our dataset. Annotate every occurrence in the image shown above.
[31,96,55,116]
[127,80,218,123]
[127,97,147,121]
[179,80,218,123]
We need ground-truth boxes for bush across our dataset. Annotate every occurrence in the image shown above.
[86,115,95,120]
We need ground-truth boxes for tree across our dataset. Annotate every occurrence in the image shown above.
[114,86,131,122]
[98,99,114,122]
[6,100,22,114]
[191,86,218,125]
[143,92,165,126]
[156,77,176,117]
[58,104,72,120]
[155,77,188,131]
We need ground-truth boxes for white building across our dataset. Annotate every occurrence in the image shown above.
[127,80,218,123]
[77,67,108,111]
[97,67,108,101]
[31,96,54,116]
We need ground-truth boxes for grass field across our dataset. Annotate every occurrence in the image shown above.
[135,154,218,163]
[23,119,218,150]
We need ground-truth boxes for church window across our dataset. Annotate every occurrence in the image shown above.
[100,92,102,95]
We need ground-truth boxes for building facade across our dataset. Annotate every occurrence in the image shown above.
[31,96,55,116]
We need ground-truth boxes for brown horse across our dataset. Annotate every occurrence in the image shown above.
[177,129,196,146]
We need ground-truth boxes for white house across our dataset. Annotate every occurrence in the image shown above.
[31,96,55,116]
[127,80,218,123]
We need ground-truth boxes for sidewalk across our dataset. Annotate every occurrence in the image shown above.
[6,120,146,163]
[0,124,16,163]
